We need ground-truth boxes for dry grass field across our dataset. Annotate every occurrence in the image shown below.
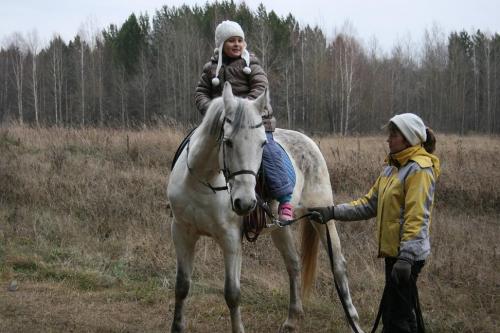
[0,126,498,332]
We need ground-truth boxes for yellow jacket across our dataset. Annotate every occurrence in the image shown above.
[335,146,441,260]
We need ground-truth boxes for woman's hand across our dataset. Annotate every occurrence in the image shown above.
[307,206,335,223]
[391,258,413,284]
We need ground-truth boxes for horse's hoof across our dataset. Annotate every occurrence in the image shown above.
[278,322,297,333]
[170,321,185,333]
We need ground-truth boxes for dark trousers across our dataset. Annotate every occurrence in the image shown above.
[382,258,425,333]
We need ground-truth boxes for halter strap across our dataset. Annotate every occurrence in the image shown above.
[224,169,258,180]
[221,137,259,183]
[183,111,263,193]
[220,114,262,183]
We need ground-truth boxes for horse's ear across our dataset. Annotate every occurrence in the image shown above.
[254,88,270,115]
[223,82,237,110]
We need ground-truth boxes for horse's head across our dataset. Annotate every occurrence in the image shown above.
[221,82,268,216]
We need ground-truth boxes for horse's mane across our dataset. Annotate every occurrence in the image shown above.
[230,101,249,134]
[202,97,225,137]
[202,97,251,138]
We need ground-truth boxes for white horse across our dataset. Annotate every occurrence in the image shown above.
[167,82,363,333]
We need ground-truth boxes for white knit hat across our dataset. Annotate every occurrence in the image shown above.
[389,113,427,146]
[212,20,251,86]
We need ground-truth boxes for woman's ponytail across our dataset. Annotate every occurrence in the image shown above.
[423,127,436,153]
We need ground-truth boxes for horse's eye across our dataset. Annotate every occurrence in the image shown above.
[224,139,233,148]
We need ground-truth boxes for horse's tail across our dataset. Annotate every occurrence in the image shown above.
[300,220,320,299]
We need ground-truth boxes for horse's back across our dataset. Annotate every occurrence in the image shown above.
[273,128,333,207]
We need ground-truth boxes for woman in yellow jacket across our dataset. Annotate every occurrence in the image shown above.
[309,113,440,333]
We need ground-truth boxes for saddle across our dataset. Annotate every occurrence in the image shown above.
[170,127,197,171]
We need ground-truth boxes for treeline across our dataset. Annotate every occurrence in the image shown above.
[1,2,499,134]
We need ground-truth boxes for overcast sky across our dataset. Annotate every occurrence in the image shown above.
[1,0,499,52]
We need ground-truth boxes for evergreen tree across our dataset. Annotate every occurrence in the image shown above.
[0,1,499,133]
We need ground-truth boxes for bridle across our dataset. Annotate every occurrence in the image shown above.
[185,137,229,193]
[185,114,263,194]
[220,116,263,184]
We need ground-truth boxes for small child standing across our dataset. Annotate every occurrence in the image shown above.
[195,20,294,221]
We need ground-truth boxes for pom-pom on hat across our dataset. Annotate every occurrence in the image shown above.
[389,113,427,146]
[212,20,251,86]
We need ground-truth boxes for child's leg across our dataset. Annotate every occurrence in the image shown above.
[277,195,294,221]
[262,132,294,198]
[262,132,295,220]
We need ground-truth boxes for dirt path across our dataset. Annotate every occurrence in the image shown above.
[0,279,349,333]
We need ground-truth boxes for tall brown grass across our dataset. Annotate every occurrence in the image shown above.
[0,126,498,332]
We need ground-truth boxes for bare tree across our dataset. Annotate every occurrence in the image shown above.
[485,36,492,133]
[301,31,306,126]
[26,30,40,126]
[76,27,88,126]
[116,66,128,127]
[137,48,150,126]
[77,18,99,127]
[422,24,447,126]
[334,22,359,135]
[6,32,26,124]
[50,35,64,125]
[286,23,299,129]
[95,36,105,126]
[254,5,272,72]
[284,62,292,128]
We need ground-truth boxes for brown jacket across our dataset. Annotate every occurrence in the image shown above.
[194,53,275,131]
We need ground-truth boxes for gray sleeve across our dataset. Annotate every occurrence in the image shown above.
[334,178,379,221]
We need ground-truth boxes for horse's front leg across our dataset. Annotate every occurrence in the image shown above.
[171,222,199,333]
[271,227,304,332]
[219,228,245,333]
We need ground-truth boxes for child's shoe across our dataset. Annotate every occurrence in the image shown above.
[278,202,294,221]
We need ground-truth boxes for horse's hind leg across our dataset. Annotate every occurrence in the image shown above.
[171,222,199,333]
[319,222,364,333]
[271,228,304,332]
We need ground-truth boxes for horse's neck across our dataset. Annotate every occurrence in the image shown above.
[188,127,221,178]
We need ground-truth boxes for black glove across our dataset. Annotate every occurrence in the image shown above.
[391,258,413,284]
[307,206,335,223]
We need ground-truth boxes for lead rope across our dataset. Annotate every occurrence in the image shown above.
[325,224,362,333]
[253,200,362,333]
[254,202,427,333]
[370,270,426,333]
[414,277,426,333]
[370,286,386,333]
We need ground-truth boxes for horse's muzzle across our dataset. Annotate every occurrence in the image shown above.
[232,197,257,216]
